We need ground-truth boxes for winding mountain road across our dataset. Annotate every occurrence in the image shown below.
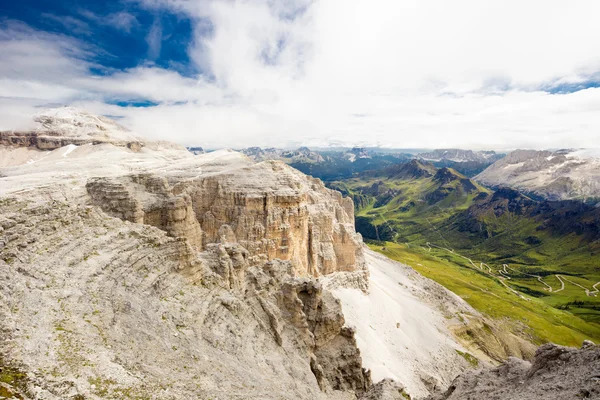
[376,210,597,298]
[421,241,598,298]
[554,275,565,293]
[424,242,526,299]
[557,275,599,297]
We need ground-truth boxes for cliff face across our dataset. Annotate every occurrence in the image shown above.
[85,161,364,278]
[0,108,371,400]
[0,197,369,399]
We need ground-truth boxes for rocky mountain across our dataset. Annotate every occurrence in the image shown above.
[415,149,505,177]
[240,146,325,163]
[428,341,600,400]
[0,108,499,399]
[417,149,503,164]
[476,149,600,201]
[343,148,371,162]
[0,107,142,151]
[237,146,412,182]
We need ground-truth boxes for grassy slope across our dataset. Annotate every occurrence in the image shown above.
[370,242,600,345]
[332,168,600,345]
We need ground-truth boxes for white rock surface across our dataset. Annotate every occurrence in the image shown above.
[31,107,141,142]
[0,108,372,399]
[476,149,600,200]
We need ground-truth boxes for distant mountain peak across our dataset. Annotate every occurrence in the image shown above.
[476,149,600,201]
[374,159,437,179]
[418,148,503,163]
[433,167,464,184]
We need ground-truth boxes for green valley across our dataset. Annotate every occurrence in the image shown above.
[328,160,600,345]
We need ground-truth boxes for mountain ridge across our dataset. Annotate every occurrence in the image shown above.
[476,148,600,201]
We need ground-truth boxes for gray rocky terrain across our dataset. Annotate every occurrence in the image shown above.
[0,108,372,399]
[476,149,600,200]
[428,341,600,400]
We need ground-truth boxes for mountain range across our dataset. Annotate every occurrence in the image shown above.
[232,147,504,181]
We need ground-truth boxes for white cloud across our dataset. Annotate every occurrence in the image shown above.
[79,10,140,33]
[146,18,163,60]
[1,0,600,149]
[41,13,91,35]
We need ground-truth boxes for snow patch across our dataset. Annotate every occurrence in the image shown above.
[62,144,77,157]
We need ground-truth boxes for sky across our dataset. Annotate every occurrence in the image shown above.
[1,0,600,150]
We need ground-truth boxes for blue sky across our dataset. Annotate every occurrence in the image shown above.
[1,0,600,149]
[0,0,195,76]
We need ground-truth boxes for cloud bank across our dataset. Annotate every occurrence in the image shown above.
[1,0,600,149]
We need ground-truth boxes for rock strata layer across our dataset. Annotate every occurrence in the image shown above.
[85,161,364,278]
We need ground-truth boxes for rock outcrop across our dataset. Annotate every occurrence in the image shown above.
[428,341,600,400]
[86,174,204,251]
[359,379,410,400]
[0,108,373,399]
[0,193,369,399]
[84,161,364,278]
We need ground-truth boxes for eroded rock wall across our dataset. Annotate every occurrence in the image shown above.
[85,161,365,278]
[86,174,203,251]
[0,197,370,400]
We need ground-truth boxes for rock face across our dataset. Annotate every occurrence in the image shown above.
[360,379,410,400]
[476,149,600,201]
[428,342,600,400]
[86,174,204,251]
[0,197,368,399]
[0,108,372,399]
[85,161,364,278]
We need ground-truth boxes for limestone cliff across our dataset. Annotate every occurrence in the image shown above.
[0,108,371,400]
[85,161,364,278]
[0,197,369,399]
